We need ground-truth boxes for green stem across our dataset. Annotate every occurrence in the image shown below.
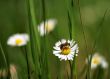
[27,0,41,52]
[21,47,30,79]
[69,61,73,79]
[77,0,90,79]
[0,41,10,79]
[77,0,88,54]
[26,0,41,78]
[0,42,8,71]
[67,11,72,39]
[75,58,78,79]
[41,0,50,79]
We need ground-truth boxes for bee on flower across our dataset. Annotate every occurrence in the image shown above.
[53,39,79,61]
[7,33,29,46]
[87,53,108,69]
[38,19,57,36]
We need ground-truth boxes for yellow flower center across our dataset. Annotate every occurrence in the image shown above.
[15,39,23,45]
[61,46,71,55]
[45,23,53,32]
[92,57,100,64]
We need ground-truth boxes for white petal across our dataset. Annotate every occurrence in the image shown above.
[57,54,62,59]
[62,55,67,61]
[68,56,73,60]
[91,63,98,69]
[71,44,78,52]
[38,24,45,36]
[69,40,75,47]
[46,19,57,32]
[61,39,66,44]
[55,41,61,46]
[67,54,74,58]
[22,34,29,41]
[53,46,60,51]
[47,19,57,25]
[58,55,67,61]
[67,54,74,60]
[38,19,57,36]
[70,51,75,55]
[53,50,61,54]
[7,37,16,46]
[54,53,60,56]
[76,49,79,53]
[67,40,71,43]
[101,59,108,69]
[75,53,78,56]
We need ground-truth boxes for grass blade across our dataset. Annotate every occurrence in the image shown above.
[91,9,109,53]
[26,0,42,78]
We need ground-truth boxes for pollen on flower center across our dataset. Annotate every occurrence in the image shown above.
[15,39,23,45]
[45,23,52,32]
[92,58,100,64]
[61,46,70,55]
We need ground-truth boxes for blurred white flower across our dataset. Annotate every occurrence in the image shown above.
[38,19,57,36]
[53,39,79,61]
[91,53,108,69]
[0,64,18,79]
[7,33,29,46]
[10,64,18,79]
[0,69,7,78]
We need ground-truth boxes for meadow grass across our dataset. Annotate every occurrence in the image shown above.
[0,0,110,79]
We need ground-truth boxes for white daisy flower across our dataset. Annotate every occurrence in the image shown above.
[53,39,79,61]
[90,53,108,69]
[38,19,57,36]
[7,33,29,46]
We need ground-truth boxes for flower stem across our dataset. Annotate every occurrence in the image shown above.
[21,47,30,79]
[68,60,73,79]
[0,41,10,78]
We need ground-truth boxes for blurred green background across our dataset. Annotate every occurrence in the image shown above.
[0,0,110,79]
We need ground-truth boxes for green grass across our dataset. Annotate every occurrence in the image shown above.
[0,0,110,79]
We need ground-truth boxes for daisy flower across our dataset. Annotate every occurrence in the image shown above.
[7,33,29,46]
[53,39,79,61]
[38,19,57,36]
[90,53,108,69]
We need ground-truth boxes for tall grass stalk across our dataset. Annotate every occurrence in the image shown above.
[65,0,78,79]
[76,0,91,79]
[91,9,109,54]
[26,0,41,78]
[21,47,31,79]
[0,42,8,71]
[68,61,73,79]
[77,0,88,55]
[67,12,72,40]
[65,0,75,39]
[0,41,10,79]
[91,9,109,79]
[25,43,37,79]
[92,66,104,79]
[40,0,50,78]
